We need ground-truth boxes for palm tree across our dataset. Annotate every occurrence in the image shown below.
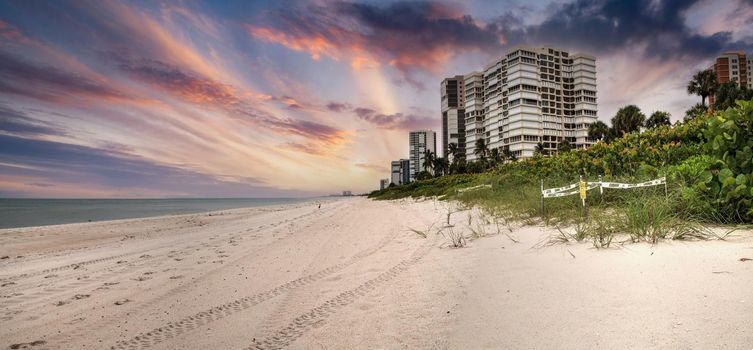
[474,139,489,162]
[433,157,448,177]
[611,105,645,137]
[534,142,546,156]
[687,69,717,107]
[558,139,573,152]
[447,142,459,160]
[587,121,610,142]
[644,111,671,129]
[502,148,514,162]
[712,82,753,111]
[489,148,502,166]
[447,142,464,174]
[422,149,435,174]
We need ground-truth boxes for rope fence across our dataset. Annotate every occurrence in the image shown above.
[540,176,667,217]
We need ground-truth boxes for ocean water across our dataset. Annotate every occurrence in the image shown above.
[0,198,312,229]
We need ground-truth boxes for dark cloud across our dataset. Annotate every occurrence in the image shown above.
[117,57,241,106]
[263,118,346,144]
[250,0,753,80]
[26,182,54,187]
[334,1,502,50]
[326,102,351,112]
[353,107,434,130]
[0,105,66,137]
[0,134,310,197]
[495,0,749,58]
[0,51,128,102]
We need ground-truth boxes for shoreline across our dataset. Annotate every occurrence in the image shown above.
[0,197,328,231]
[1,198,752,349]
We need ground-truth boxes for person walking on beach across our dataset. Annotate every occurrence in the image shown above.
[318,203,321,209]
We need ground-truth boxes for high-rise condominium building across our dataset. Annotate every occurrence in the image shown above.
[441,76,465,159]
[713,51,749,88]
[447,46,598,160]
[409,131,436,181]
[464,72,484,161]
[390,159,410,185]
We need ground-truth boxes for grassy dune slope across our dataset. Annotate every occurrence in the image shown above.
[370,99,753,246]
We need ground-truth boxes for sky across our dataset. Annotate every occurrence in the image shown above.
[1,0,752,198]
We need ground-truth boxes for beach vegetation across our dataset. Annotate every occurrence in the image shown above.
[370,96,753,245]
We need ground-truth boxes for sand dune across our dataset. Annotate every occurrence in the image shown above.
[1,198,752,349]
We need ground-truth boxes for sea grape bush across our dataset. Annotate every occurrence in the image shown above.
[493,115,706,181]
[701,99,753,221]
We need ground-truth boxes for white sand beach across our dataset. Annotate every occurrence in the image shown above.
[1,197,752,349]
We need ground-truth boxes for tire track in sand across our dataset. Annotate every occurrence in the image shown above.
[247,240,435,350]
[108,226,399,350]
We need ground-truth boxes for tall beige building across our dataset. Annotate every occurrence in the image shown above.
[463,72,484,161]
[447,46,598,160]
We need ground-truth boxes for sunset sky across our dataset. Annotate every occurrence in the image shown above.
[1,0,752,198]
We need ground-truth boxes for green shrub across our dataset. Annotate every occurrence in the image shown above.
[702,99,753,222]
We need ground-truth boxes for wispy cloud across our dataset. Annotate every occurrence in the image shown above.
[0,105,67,137]
[247,1,505,84]
[353,107,434,130]
[355,162,389,172]
[117,57,241,106]
[0,134,310,198]
[0,51,132,104]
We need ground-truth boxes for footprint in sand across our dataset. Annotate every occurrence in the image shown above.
[114,299,131,306]
[44,274,57,279]
[169,275,184,279]
[73,294,90,300]
[55,300,69,307]
[132,276,151,282]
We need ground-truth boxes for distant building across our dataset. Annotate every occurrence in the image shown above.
[342,191,352,196]
[379,178,389,190]
[441,75,465,160]
[710,51,750,106]
[713,51,749,88]
[408,131,436,181]
[390,159,410,185]
[446,46,598,160]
